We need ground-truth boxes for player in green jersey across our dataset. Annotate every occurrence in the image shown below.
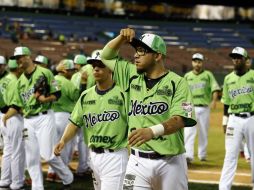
[46,59,79,183]
[101,28,197,190]
[219,47,254,190]
[2,47,73,190]
[54,51,128,190]
[184,53,220,163]
[0,59,25,189]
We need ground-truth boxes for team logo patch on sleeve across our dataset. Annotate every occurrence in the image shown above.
[182,102,193,118]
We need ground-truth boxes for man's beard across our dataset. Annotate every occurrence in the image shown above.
[234,62,246,76]
[137,68,145,74]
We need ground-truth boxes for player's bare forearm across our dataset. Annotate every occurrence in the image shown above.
[36,94,57,103]
[211,91,219,109]
[60,123,79,144]
[162,116,185,135]
[128,116,184,146]
[2,107,18,126]
[55,123,78,156]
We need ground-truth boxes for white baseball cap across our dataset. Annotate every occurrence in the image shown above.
[229,47,248,58]
[11,46,31,59]
[74,55,87,65]
[34,55,48,65]
[130,33,167,55]
[0,56,6,64]
[192,53,204,61]
[87,50,102,64]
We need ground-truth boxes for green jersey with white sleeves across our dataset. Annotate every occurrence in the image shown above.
[70,84,128,150]
[52,75,80,113]
[11,66,60,117]
[184,70,220,105]
[221,70,254,113]
[102,48,196,155]
[2,73,18,106]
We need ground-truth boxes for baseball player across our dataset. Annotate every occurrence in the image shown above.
[0,55,8,150]
[54,51,129,190]
[101,28,197,190]
[219,47,254,190]
[46,59,79,183]
[34,55,48,68]
[0,59,25,190]
[2,47,73,190]
[184,53,220,162]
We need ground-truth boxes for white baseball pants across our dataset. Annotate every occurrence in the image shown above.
[24,110,73,190]
[76,127,90,173]
[0,114,25,189]
[184,106,210,160]
[48,112,74,174]
[90,148,128,190]
[123,153,188,190]
[219,115,254,190]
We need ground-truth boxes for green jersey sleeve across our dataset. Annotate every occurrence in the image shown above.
[52,75,80,113]
[170,78,196,127]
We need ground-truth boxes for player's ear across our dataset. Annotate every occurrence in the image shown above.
[154,53,162,62]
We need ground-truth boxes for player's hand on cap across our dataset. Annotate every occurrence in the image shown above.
[54,141,65,156]
[120,28,135,43]
[128,128,154,146]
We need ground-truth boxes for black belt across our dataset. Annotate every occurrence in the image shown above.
[27,110,48,118]
[232,112,254,118]
[91,147,115,154]
[194,104,208,107]
[131,149,164,159]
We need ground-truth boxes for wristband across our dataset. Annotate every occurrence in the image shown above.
[150,124,164,137]
[222,116,228,125]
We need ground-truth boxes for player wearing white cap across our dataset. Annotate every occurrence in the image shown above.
[34,55,48,68]
[219,47,254,190]
[0,59,25,190]
[184,53,220,162]
[2,47,73,190]
[101,28,196,190]
[54,51,129,190]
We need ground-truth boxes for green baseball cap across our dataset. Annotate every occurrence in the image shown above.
[74,55,87,65]
[229,47,248,58]
[130,33,167,55]
[0,56,6,64]
[34,55,48,65]
[62,59,75,70]
[11,46,31,59]
[8,59,18,69]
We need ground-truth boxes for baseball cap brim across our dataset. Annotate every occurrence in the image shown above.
[129,38,154,52]
[229,53,244,58]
